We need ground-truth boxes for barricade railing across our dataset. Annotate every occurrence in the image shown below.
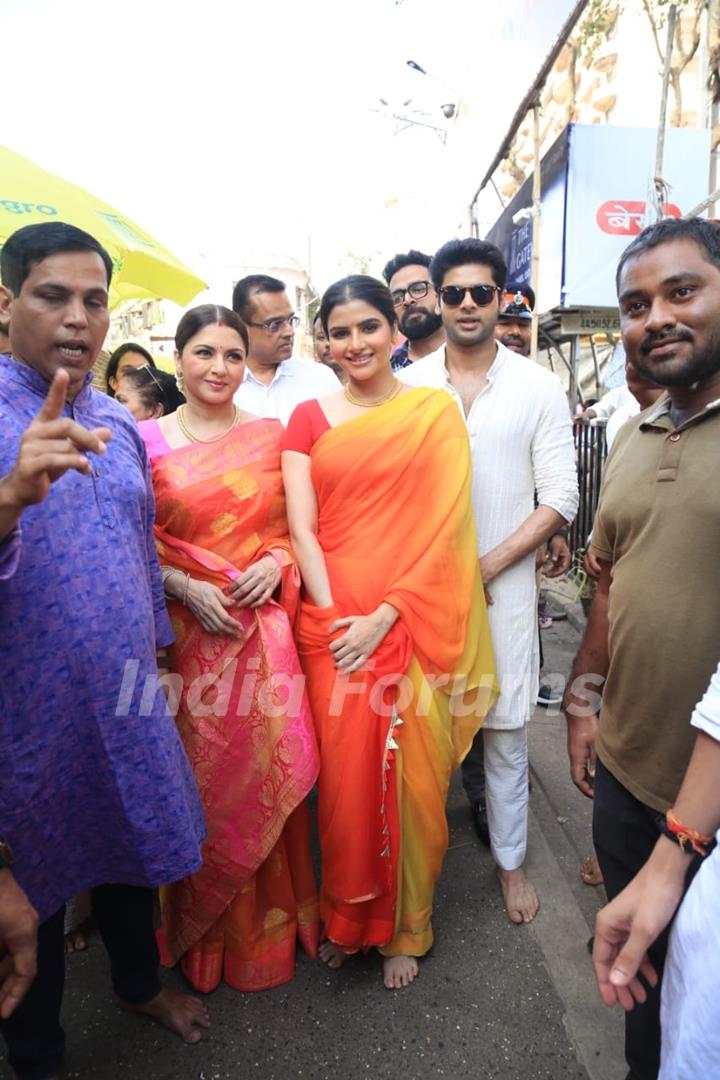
[570,419,607,556]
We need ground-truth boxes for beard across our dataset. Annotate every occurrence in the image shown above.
[634,325,720,387]
[400,306,443,341]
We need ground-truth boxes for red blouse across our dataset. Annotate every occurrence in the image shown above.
[282,399,331,455]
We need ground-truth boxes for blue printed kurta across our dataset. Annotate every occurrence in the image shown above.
[0,356,205,922]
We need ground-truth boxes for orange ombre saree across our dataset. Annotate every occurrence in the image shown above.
[296,387,497,957]
[141,417,320,992]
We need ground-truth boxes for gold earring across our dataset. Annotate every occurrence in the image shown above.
[176,370,184,393]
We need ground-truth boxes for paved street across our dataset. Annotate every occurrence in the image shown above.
[0,602,628,1080]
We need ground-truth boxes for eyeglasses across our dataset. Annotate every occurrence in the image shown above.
[390,280,433,307]
[137,363,162,389]
[246,314,300,334]
[119,362,162,389]
[439,284,502,307]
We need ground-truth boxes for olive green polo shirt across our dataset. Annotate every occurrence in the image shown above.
[591,394,720,812]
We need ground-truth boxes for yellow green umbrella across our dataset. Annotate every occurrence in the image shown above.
[0,147,206,308]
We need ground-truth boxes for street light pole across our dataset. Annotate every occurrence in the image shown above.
[654,4,678,217]
[530,101,542,358]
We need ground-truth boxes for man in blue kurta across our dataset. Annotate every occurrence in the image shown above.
[0,222,209,1079]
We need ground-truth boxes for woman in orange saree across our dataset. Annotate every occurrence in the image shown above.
[140,304,319,994]
[282,277,497,990]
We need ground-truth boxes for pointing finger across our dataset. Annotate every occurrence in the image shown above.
[37,369,70,423]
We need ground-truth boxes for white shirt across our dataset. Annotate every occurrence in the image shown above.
[604,392,640,451]
[234,357,341,425]
[659,658,720,1078]
[401,342,579,728]
[691,659,720,742]
[591,383,633,420]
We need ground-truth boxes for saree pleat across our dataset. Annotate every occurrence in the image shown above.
[145,419,320,992]
[296,388,498,955]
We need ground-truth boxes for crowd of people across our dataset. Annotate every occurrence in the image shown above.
[0,215,718,1080]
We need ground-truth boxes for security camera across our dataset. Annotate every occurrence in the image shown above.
[441,102,456,120]
[512,207,533,225]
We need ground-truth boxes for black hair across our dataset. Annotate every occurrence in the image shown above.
[1,221,113,296]
[117,366,185,416]
[231,274,286,321]
[319,275,397,334]
[615,216,720,291]
[382,249,432,285]
[430,238,507,292]
[175,304,249,355]
[105,342,156,395]
[312,311,323,329]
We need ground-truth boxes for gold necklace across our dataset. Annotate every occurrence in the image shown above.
[177,404,240,443]
[343,378,402,408]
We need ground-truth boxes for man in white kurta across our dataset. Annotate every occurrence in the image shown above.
[401,238,578,923]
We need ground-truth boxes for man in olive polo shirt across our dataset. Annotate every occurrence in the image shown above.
[563,216,720,1080]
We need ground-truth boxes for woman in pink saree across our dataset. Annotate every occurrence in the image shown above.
[139,304,319,993]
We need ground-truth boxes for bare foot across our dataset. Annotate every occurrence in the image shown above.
[497,867,539,925]
[580,854,603,886]
[64,929,87,954]
[383,955,419,990]
[118,987,210,1044]
[319,940,349,969]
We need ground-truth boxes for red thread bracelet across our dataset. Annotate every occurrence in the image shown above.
[666,809,714,856]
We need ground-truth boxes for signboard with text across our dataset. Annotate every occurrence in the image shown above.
[560,309,621,335]
[485,124,711,312]
[485,127,569,310]
[563,125,710,306]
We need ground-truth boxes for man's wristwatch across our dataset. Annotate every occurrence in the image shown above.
[0,838,14,870]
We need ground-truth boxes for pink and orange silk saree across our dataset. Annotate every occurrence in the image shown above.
[141,416,320,992]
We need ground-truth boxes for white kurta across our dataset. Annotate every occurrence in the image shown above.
[660,660,720,1079]
[401,342,578,729]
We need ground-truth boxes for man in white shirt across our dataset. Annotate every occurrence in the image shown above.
[400,239,578,924]
[588,359,664,452]
[232,274,340,424]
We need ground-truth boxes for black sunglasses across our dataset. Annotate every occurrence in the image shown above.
[440,284,501,307]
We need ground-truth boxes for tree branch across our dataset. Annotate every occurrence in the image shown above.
[674,1,704,67]
[643,0,667,64]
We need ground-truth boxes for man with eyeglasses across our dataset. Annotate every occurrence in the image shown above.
[382,250,445,371]
[232,274,340,424]
[400,238,577,927]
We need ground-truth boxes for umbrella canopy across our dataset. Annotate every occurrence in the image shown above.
[0,147,207,308]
